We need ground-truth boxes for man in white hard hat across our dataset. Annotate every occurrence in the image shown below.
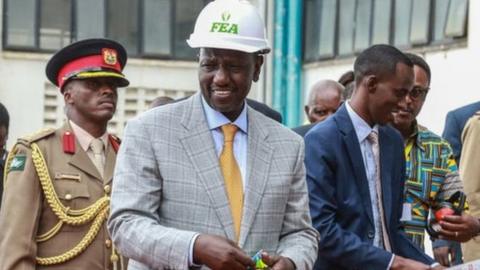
[108,1,319,270]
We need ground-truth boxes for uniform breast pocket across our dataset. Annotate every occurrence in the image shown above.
[54,172,91,206]
[49,173,94,233]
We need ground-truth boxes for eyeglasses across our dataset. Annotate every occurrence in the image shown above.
[408,86,429,100]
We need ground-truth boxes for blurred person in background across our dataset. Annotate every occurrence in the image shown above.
[0,102,9,207]
[391,53,464,267]
[149,96,175,109]
[443,101,480,165]
[293,79,344,137]
[338,70,355,100]
[437,112,480,262]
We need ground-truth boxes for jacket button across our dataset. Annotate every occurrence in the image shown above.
[104,185,111,194]
[105,239,112,248]
[65,194,72,200]
[368,230,375,239]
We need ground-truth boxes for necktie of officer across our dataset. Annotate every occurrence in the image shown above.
[90,138,105,178]
[219,124,243,241]
[367,131,392,252]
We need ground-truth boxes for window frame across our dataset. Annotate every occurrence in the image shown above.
[139,0,174,58]
[2,0,207,60]
[303,0,469,63]
[72,0,107,42]
[2,0,41,51]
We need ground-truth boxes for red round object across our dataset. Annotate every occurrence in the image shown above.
[435,207,455,221]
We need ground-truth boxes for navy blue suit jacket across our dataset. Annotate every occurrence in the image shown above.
[442,101,480,165]
[305,105,434,270]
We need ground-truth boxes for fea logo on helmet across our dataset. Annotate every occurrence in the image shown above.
[210,11,238,34]
[187,0,270,54]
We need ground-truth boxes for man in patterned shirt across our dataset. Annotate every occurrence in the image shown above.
[391,53,464,267]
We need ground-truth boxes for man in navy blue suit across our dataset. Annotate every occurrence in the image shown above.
[305,45,442,270]
[442,101,480,164]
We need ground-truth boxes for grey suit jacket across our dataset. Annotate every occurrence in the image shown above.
[108,93,319,270]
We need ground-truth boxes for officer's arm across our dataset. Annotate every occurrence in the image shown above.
[0,143,42,270]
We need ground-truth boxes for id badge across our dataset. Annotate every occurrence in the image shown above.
[400,203,412,221]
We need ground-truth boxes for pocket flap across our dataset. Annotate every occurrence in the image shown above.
[54,173,90,200]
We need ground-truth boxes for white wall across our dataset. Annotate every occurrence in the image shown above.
[0,53,49,148]
[0,52,197,148]
[303,0,479,136]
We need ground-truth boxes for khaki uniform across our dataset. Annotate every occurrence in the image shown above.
[0,123,126,270]
[460,111,480,262]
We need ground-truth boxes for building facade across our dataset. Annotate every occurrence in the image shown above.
[0,0,269,147]
[301,0,473,135]
[0,0,475,147]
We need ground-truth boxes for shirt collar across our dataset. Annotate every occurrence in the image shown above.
[345,101,378,143]
[201,95,248,134]
[406,121,427,152]
[69,120,109,152]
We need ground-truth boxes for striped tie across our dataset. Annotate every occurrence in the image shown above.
[367,131,392,251]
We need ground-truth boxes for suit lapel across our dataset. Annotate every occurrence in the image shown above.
[336,105,374,225]
[378,127,393,230]
[238,108,273,247]
[178,94,236,240]
[63,124,103,182]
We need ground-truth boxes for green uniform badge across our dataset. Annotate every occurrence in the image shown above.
[10,155,26,171]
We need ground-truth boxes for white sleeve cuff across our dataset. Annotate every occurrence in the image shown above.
[188,233,202,267]
[387,254,395,269]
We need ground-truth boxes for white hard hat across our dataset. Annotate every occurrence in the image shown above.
[187,0,270,54]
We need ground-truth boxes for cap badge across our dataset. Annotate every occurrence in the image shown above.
[102,48,117,66]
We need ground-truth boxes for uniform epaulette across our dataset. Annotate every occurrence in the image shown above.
[18,128,56,145]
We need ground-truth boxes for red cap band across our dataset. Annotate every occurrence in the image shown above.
[57,49,122,89]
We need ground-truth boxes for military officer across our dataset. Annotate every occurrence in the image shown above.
[0,39,129,270]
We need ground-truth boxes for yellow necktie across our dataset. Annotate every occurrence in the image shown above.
[219,124,243,240]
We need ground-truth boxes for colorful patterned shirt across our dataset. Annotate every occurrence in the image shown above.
[402,123,463,250]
